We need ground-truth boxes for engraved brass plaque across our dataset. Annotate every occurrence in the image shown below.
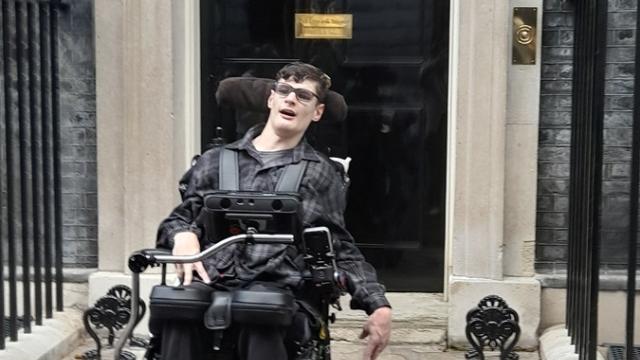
[295,14,353,39]
[512,7,537,65]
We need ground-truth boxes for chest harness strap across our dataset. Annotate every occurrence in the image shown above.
[218,148,308,192]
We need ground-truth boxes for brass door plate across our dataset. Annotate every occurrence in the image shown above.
[295,14,353,39]
[512,7,537,65]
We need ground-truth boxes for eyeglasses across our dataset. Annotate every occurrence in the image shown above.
[273,82,320,103]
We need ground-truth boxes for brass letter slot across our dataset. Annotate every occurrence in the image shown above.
[512,7,537,65]
[295,14,353,39]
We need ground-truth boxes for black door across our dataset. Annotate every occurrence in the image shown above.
[201,0,449,291]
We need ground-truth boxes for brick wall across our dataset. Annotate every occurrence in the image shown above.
[58,0,97,268]
[0,1,96,269]
[537,0,637,274]
[601,0,636,273]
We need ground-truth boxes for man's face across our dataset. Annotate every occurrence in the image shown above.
[266,78,325,139]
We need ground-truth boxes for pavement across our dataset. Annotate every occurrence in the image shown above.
[62,335,540,360]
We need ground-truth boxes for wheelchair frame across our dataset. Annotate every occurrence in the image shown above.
[113,76,351,359]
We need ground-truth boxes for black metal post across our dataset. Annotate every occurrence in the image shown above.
[571,2,588,347]
[625,3,640,359]
[3,0,20,342]
[570,0,581,350]
[567,0,582,344]
[0,0,6,350]
[17,0,33,334]
[28,0,44,327]
[38,0,53,319]
[50,0,63,312]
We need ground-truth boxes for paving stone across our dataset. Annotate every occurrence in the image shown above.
[331,327,446,347]
[331,342,539,360]
[64,338,539,360]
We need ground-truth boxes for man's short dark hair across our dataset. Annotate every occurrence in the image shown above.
[275,62,331,102]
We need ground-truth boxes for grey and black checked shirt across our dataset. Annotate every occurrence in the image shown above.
[157,125,390,315]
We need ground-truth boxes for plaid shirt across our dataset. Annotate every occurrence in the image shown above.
[157,125,390,314]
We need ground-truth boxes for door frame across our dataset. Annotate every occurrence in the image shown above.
[94,0,542,347]
[174,0,541,297]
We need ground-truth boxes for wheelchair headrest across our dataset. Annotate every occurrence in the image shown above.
[216,77,347,123]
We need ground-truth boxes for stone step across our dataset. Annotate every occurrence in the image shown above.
[331,327,447,347]
[329,292,448,348]
[330,342,540,360]
[60,292,451,359]
[336,292,447,322]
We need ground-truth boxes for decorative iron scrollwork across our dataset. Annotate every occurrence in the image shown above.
[465,295,520,360]
[77,285,147,360]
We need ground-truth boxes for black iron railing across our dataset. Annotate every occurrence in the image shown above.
[566,0,607,359]
[625,3,640,360]
[566,0,640,359]
[0,0,65,349]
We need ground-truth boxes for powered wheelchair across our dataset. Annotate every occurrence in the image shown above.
[114,77,352,360]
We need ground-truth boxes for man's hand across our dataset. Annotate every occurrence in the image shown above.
[359,306,392,360]
[172,231,211,285]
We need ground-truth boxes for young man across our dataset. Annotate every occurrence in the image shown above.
[156,62,392,359]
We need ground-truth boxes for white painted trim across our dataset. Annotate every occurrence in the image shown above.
[445,0,509,283]
[503,0,543,277]
[172,0,201,176]
[444,0,461,301]
[186,0,201,162]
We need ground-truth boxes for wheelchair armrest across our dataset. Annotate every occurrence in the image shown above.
[140,248,172,256]
[127,234,294,273]
[128,248,171,273]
